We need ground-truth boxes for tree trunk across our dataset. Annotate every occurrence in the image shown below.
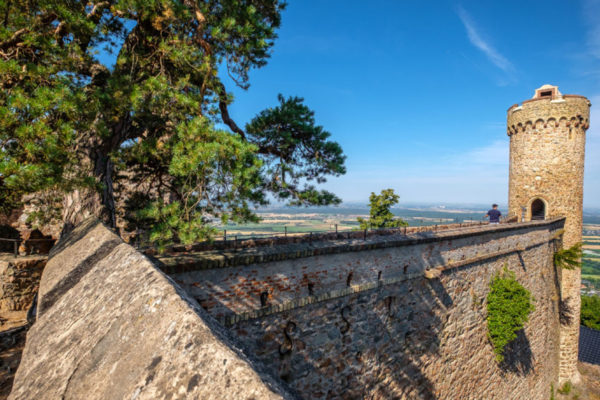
[61,151,117,235]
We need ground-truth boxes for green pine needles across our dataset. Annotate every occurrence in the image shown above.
[487,266,535,362]
[357,189,408,230]
[554,243,583,270]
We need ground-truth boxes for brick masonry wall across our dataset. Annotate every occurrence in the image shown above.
[507,94,590,383]
[165,219,565,399]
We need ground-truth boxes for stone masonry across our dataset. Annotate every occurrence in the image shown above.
[163,218,565,399]
[507,85,591,383]
[0,256,46,324]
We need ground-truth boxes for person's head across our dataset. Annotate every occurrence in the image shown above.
[492,204,498,209]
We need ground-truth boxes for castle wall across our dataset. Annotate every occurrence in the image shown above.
[507,94,591,383]
[166,219,565,399]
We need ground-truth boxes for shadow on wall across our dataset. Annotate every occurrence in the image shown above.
[187,228,532,331]
[189,233,462,398]
[500,329,534,376]
[261,277,447,399]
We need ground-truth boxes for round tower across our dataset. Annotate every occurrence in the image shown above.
[507,84,591,383]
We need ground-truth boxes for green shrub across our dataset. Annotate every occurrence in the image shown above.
[554,243,583,270]
[581,295,600,330]
[557,381,572,395]
[487,266,535,362]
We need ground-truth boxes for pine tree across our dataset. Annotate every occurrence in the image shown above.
[357,189,408,230]
[0,0,346,245]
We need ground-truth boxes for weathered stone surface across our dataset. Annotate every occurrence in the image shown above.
[168,219,563,322]
[9,219,294,400]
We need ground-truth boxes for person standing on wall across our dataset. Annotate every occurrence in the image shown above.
[485,204,502,225]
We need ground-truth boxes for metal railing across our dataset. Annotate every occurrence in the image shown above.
[0,238,56,257]
[214,215,518,243]
[138,216,519,254]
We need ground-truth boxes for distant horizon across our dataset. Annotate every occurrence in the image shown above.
[256,200,600,214]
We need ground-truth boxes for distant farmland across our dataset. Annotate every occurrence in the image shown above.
[582,225,600,295]
[219,207,493,238]
[219,207,600,241]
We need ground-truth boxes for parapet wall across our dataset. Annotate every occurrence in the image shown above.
[9,219,295,400]
[163,219,566,399]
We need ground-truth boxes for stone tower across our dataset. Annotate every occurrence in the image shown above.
[507,84,591,383]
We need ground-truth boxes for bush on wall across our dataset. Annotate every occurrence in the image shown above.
[487,266,535,362]
[554,243,583,270]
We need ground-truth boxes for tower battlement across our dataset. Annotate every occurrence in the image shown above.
[507,86,590,136]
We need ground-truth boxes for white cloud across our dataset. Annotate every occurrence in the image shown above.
[456,6,515,74]
[583,0,600,59]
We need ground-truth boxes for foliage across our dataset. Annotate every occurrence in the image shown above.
[557,381,572,395]
[0,0,346,245]
[486,266,535,362]
[582,276,600,291]
[357,189,408,230]
[134,117,263,248]
[554,243,583,270]
[581,295,600,330]
[582,257,600,276]
[246,94,346,206]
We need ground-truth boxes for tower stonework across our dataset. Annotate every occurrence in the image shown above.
[507,85,591,383]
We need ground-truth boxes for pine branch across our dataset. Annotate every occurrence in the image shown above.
[554,243,583,270]
[216,81,246,139]
[0,28,27,49]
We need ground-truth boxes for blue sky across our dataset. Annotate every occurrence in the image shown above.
[222,0,600,208]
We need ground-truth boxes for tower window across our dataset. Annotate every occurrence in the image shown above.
[540,90,553,98]
[531,199,546,220]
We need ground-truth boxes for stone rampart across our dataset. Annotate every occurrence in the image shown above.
[9,218,569,399]
[9,219,295,400]
[162,219,566,399]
